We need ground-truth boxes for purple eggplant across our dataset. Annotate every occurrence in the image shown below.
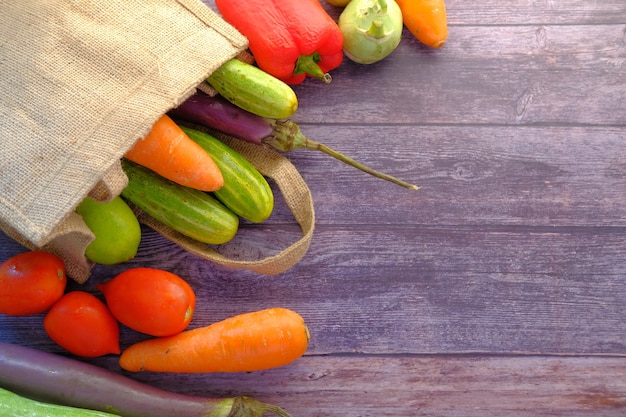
[0,342,293,417]
[169,92,273,145]
[171,92,419,190]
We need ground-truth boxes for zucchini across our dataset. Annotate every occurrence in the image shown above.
[0,386,120,417]
[181,126,274,223]
[120,159,238,245]
[207,59,298,119]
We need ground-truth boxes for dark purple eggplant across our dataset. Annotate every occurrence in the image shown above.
[169,92,273,145]
[171,92,418,190]
[0,342,292,417]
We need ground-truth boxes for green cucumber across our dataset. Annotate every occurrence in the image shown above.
[120,159,238,245]
[0,386,120,417]
[181,126,274,223]
[207,58,298,119]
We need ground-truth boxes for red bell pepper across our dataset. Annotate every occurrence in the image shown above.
[214,0,344,85]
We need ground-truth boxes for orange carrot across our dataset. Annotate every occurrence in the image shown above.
[125,114,224,192]
[396,0,448,48]
[119,307,310,373]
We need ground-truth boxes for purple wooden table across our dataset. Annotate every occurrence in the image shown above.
[2,1,626,415]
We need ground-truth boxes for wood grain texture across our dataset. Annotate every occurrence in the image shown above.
[1,0,625,416]
[291,25,626,125]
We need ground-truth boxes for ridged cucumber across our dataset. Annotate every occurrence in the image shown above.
[181,126,274,223]
[207,59,298,119]
[120,159,238,245]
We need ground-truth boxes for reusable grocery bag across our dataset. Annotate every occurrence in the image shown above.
[0,0,315,283]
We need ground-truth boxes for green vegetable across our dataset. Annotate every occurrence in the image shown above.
[339,0,404,64]
[181,126,274,223]
[207,59,299,119]
[0,386,120,417]
[120,159,239,245]
[76,196,141,265]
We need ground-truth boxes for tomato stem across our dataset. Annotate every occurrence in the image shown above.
[265,120,419,190]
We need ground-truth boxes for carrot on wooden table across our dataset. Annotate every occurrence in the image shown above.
[395,0,448,48]
[119,307,310,373]
[125,114,223,192]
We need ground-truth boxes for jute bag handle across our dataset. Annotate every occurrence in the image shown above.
[134,128,316,276]
[0,0,314,282]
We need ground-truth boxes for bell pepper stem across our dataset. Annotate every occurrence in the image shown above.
[265,120,419,190]
[293,53,332,84]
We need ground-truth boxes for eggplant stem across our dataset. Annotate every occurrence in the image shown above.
[265,120,419,190]
[227,396,293,417]
[310,139,419,190]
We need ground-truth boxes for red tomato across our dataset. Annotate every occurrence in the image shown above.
[0,251,67,316]
[97,267,196,337]
[44,291,120,358]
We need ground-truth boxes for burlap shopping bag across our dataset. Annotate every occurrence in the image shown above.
[0,0,314,283]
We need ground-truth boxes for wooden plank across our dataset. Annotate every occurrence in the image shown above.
[204,0,626,25]
[227,227,625,355]
[3,223,624,356]
[291,25,626,125]
[274,124,626,226]
[446,0,626,25]
[83,355,626,417]
[296,227,626,355]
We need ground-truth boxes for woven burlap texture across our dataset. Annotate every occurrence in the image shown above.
[0,0,314,283]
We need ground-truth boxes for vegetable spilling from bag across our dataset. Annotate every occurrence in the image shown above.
[171,90,419,190]
[214,0,344,84]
